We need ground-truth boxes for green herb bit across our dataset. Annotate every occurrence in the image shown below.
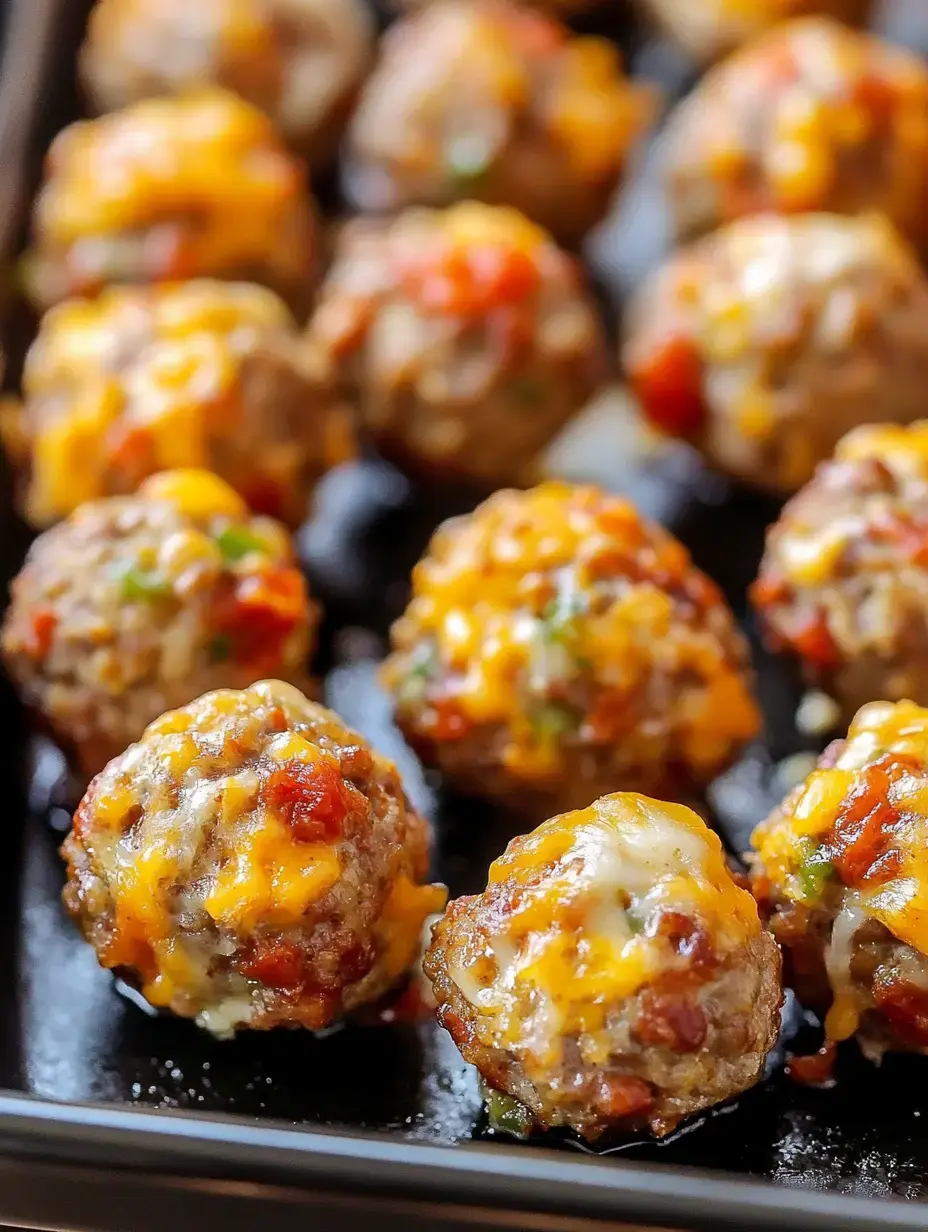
[400,643,440,704]
[531,701,581,743]
[215,526,268,564]
[797,845,835,903]
[540,592,586,645]
[484,1087,534,1139]
[208,634,233,664]
[444,134,494,184]
[119,565,170,601]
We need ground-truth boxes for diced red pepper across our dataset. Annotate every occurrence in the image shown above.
[241,938,306,990]
[399,243,540,319]
[25,608,57,660]
[628,333,705,437]
[263,756,357,843]
[831,753,921,888]
[212,565,306,672]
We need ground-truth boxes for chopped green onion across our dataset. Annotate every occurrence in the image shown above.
[484,1087,534,1139]
[399,643,440,704]
[215,526,268,564]
[444,134,494,183]
[531,701,580,742]
[540,592,585,645]
[119,566,170,601]
[208,634,233,663]
[797,846,835,902]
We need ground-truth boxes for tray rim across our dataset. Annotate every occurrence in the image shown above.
[1,1089,927,1232]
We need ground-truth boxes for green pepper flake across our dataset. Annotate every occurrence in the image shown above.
[540,592,586,644]
[215,525,268,564]
[797,846,835,902]
[208,634,233,663]
[119,565,170,601]
[444,134,494,183]
[531,701,581,743]
[484,1086,534,1139]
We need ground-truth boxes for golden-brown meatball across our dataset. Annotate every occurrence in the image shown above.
[623,213,928,495]
[382,482,760,818]
[751,700,928,1069]
[426,792,781,1140]
[63,679,446,1036]
[24,89,317,312]
[640,0,869,62]
[1,280,352,529]
[662,19,928,245]
[80,0,374,167]
[752,423,928,716]
[1,470,316,782]
[307,204,606,487]
[343,0,653,244]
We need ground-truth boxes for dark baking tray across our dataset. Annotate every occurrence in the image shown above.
[4,2,928,1229]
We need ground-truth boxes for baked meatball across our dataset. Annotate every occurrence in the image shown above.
[623,213,928,495]
[80,0,374,168]
[426,791,781,1140]
[1,470,316,782]
[24,89,317,312]
[343,0,652,244]
[662,18,928,245]
[307,204,606,487]
[752,423,928,716]
[751,699,928,1066]
[62,679,446,1036]
[640,0,869,63]
[1,280,352,530]
[382,482,760,818]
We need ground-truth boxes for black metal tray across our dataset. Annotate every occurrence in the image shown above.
[5,2,928,1229]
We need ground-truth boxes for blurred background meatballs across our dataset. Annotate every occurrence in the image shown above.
[80,0,374,168]
[1,470,316,781]
[343,0,653,244]
[24,89,317,312]
[307,204,606,488]
[2,280,351,529]
[63,679,445,1035]
[624,213,928,494]
[383,482,759,818]
[427,791,781,1140]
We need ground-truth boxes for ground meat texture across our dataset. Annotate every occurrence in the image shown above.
[662,19,928,245]
[61,679,446,1036]
[342,0,652,245]
[80,0,373,169]
[639,0,868,63]
[623,213,928,496]
[750,700,928,1064]
[306,205,606,487]
[425,792,781,1140]
[24,89,317,313]
[1,470,317,783]
[752,423,928,715]
[382,482,760,819]
[2,281,352,530]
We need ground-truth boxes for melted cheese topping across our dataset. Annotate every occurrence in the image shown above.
[452,792,761,1077]
[16,281,299,526]
[385,481,759,782]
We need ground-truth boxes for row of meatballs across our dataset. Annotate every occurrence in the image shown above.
[9,6,928,519]
[9,455,928,1141]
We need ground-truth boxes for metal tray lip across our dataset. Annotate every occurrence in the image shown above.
[1,1090,927,1232]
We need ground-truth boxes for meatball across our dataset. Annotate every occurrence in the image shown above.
[1,469,316,782]
[640,0,869,63]
[382,482,760,818]
[426,791,781,1140]
[343,0,652,244]
[1,280,352,530]
[662,19,928,246]
[62,679,446,1036]
[80,0,374,168]
[752,423,928,716]
[751,699,928,1064]
[307,205,606,487]
[24,89,317,312]
[623,213,928,495]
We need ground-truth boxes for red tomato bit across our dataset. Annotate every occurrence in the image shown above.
[628,334,705,437]
[241,938,307,990]
[212,565,306,671]
[594,1074,653,1121]
[263,756,356,842]
[831,754,921,887]
[25,608,57,660]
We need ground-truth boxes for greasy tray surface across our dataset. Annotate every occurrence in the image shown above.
[4,0,928,1228]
